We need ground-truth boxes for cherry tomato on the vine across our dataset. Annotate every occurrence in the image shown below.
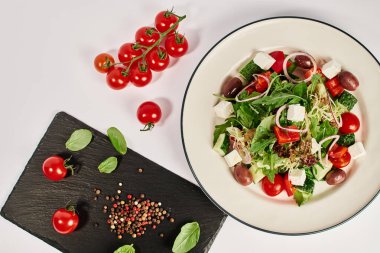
[52,206,79,234]
[106,67,129,90]
[42,155,74,181]
[146,47,170,72]
[165,33,188,58]
[137,101,162,131]
[94,53,115,73]
[262,174,284,197]
[339,112,360,134]
[155,10,179,34]
[135,27,160,47]
[118,43,143,67]
[129,63,152,87]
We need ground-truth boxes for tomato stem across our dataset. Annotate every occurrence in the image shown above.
[140,122,155,131]
[112,14,186,74]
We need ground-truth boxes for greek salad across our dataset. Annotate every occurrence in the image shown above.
[212,50,366,206]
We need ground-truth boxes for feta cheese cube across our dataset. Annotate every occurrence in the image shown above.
[287,104,305,122]
[214,101,234,119]
[289,169,306,186]
[311,138,320,154]
[322,60,341,79]
[349,142,366,159]
[224,150,242,167]
[253,52,276,70]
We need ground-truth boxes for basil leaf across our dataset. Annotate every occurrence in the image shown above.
[172,222,200,253]
[114,244,135,253]
[107,127,127,155]
[65,129,92,151]
[98,157,118,174]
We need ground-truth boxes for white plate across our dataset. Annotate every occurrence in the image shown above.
[181,17,380,234]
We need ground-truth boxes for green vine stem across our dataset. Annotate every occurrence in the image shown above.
[108,13,186,75]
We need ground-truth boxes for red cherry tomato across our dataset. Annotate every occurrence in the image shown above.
[254,71,271,93]
[135,27,160,47]
[328,144,348,160]
[94,53,115,73]
[146,47,170,72]
[155,10,179,34]
[262,174,284,197]
[165,33,188,58]
[137,101,162,131]
[283,173,295,197]
[52,206,79,234]
[339,112,360,134]
[118,43,143,66]
[129,64,152,87]
[330,152,351,169]
[106,67,129,90]
[42,156,74,181]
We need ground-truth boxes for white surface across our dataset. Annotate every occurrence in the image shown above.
[0,0,378,252]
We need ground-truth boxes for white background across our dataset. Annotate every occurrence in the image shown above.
[0,0,379,252]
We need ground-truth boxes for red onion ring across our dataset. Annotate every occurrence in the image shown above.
[275,105,309,133]
[283,52,317,83]
[327,96,343,127]
[317,135,340,164]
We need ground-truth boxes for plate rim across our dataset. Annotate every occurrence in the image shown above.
[180,16,380,236]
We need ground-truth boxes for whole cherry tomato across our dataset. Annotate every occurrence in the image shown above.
[165,33,188,58]
[137,101,162,131]
[146,47,170,72]
[106,67,129,90]
[135,27,160,47]
[330,152,351,169]
[94,53,115,73]
[328,144,348,160]
[339,112,360,134]
[129,63,152,87]
[155,10,179,34]
[254,71,271,93]
[262,174,284,197]
[118,43,143,66]
[52,206,79,234]
[42,156,74,181]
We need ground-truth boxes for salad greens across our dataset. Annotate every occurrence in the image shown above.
[213,58,360,206]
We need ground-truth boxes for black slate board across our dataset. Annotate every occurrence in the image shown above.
[1,112,226,253]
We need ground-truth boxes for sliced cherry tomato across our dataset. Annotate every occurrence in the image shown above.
[129,63,152,87]
[52,206,79,234]
[135,27,160,47]
[262,174,284,197]
[305,67,324,79]
[273,126,300,144]
[165,33,188,58]
[106,67,129,90]
[94,53,115,73]
[254,71,271,93]
[339,112,360,134]
[325,76,344,97]
[328,144,348,160]
[155,10,179,34]
[269,51,285,73]
[137,101,162,131]
[118,43,143,67]
[283,173,295,197]
[330,152,351,169]
[146,47,170,72]
[245,85,255,94]
[42,156,74,181]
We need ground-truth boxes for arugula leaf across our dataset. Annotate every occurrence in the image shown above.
[65,129,93,151]
[293,82,307,99]
[250,92,305,110]
[172,222,200,253]
[251,136,276,154]
[253,115,275,140]
[315,120,339,147]
[307,74,323,96]
[213,118,237,145]
[107,127,127,155]
[255,152,282,183]
[294,190,312,206]
[98,156,118,174]
[234,103,256,129]
[114,244,135,253]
